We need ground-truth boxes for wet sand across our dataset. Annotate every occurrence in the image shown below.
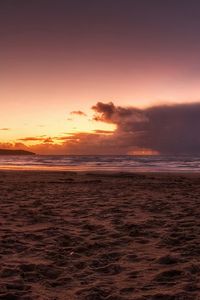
[0,171,200,300]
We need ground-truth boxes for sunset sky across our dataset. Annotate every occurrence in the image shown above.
[1,0,200,154]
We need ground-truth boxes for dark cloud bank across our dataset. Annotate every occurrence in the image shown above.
[90,102,200,155]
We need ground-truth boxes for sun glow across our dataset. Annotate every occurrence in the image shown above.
[0,114,116,148]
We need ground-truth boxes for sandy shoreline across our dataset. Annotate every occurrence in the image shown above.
[0,171,200,299]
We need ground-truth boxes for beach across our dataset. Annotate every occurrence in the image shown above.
[0,171,200,300]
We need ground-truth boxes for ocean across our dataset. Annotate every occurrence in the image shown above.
[0,155,200,172]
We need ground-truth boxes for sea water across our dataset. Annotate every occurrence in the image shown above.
[0,155,200,172]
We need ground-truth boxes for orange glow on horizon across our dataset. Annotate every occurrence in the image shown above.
[128,149,160,156]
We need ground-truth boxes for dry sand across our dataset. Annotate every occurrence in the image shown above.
[0,171,200,300]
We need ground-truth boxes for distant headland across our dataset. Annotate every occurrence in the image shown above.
[0,149,35,155]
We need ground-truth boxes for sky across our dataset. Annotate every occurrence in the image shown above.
[1,0,200,154]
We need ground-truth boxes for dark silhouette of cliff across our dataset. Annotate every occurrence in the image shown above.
[0,149,35,155]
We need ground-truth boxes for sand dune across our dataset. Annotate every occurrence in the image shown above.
[0,171,200,299]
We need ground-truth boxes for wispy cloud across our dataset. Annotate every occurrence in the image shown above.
[18,136,54,144]
[93,129,114,134]
[70,110,87,117]
[0,128,11,131]
[19,137,45,142]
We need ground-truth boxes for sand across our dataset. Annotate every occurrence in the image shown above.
[0,171,200,300]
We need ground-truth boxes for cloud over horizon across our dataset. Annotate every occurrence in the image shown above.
[92,101,200,155]
[1,102,200,155]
